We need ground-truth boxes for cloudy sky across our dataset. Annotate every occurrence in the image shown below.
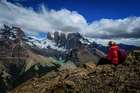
[0,0,140,46]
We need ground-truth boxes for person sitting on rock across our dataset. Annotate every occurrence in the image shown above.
[98,41,119,66]
[107,41,119,65]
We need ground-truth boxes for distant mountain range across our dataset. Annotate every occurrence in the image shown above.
[27,31,139,54]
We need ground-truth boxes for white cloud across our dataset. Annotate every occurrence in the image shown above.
[87,17,140,39]
[0,1,140,46]
[0,1,88,33]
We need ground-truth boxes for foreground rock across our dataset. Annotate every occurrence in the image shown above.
[10,58,140,93]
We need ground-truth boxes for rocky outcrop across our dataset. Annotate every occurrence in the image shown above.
[47,32,83,49]
[10,56,140,93]
[66,32,82,49]
[59,33,66,47]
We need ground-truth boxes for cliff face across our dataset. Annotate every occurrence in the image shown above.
[10,56,140,93]
[51,32,82,49]
[0,25,60,93]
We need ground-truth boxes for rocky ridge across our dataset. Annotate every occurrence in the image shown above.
[10,55,140,93]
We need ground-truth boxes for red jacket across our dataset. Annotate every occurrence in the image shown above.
[107,45,119,65]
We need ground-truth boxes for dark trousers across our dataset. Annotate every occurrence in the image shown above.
[97,57,111,65]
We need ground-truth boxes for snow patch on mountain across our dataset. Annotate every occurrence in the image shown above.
[27,36,66,52]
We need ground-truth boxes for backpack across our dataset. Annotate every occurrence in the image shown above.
[118,48,127,63]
